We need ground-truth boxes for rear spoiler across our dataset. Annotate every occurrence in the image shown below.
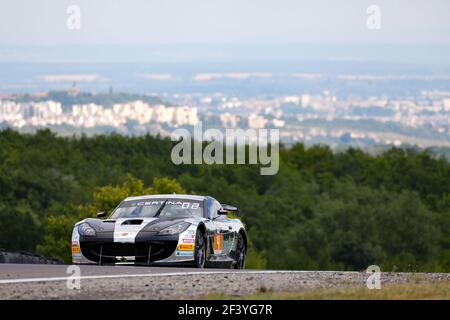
[221,204,239,214]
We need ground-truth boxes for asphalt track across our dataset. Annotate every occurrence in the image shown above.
[0,264,448,299]
[0,263,211,282]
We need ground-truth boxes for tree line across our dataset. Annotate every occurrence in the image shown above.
[0,129,448,271]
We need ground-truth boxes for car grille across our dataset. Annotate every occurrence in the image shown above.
[80,241,177,264]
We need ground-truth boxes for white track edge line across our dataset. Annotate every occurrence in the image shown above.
[0,270,343,285]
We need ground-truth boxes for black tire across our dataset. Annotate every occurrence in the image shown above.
[194,228,206,268]
[234,233,246,269]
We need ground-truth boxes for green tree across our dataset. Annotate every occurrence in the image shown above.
[37,175,185,263]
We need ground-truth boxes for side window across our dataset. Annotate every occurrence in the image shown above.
[213,200,222,218]
[207,198,217,219]
[207,198,222,219]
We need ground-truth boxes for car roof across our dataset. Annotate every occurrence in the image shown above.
[124,194,207,202]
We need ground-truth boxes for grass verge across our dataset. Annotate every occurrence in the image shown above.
[204,280,450,300]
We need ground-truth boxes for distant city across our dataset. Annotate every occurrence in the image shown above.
[1,82,450,149]
[1,44,450,150]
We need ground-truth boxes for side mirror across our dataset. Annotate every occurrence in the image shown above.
[97,211,107,218]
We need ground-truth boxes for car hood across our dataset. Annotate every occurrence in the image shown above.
[78,216,194,233]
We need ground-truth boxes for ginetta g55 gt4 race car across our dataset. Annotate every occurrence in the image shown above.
[71,194,247,268]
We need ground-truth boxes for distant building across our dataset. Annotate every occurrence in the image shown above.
[443,98,450,111]
[247,114,267,129]
[284,96,300,104]
[272,118,285,128]
[220,113,239,128]
[301,94,311,107]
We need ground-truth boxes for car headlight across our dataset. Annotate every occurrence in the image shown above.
[78,223,96,236]
[158,222,190,235]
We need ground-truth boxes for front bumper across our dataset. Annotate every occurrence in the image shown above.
[79,240,178,264]
[71,227,197,265]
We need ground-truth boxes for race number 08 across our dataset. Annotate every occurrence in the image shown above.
[214,232,223,253]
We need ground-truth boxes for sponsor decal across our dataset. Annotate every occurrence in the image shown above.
[116,256,135,262]
[125,199,202,209]
[178,243,194,251]
[181,238,195,244]
[121,232,128,236]
[142,201,198,209]
[214,232,223,254]
[176,251,194,256]
[71,245,81,254]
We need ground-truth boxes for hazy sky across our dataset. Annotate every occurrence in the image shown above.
[1,0,450,45]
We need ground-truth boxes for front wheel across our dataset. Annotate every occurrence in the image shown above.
[194,229,206,268]
[234,233,246,269]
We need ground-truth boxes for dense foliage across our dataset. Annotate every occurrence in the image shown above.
[0,129,448,271]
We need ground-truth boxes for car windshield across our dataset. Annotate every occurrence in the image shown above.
[109,198,203,219]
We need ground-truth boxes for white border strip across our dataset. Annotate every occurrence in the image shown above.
[0,270,330,285]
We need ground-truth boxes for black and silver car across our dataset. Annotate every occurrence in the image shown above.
[71,194,247,268]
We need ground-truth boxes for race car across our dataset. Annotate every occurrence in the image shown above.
[71,194,247,268]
